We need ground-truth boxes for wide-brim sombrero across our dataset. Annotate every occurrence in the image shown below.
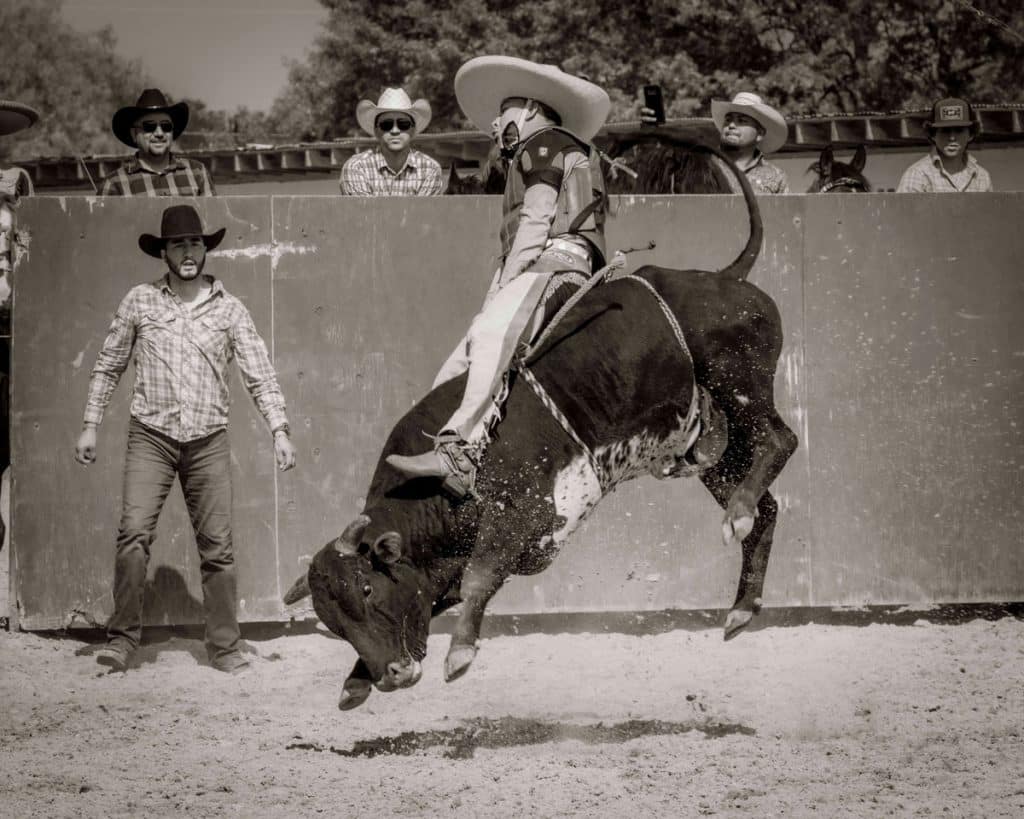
[455,56,610,142]
[0,100,40,137]
[711,92,789,155]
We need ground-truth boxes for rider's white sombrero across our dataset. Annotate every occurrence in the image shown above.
[0,99,40,137]
[355,88,432,136]
[711,92,789,155]
[455,56,610,142]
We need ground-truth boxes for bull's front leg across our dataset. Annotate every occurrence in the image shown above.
[721,411,797,546]
[702,409,797,640]
[338,658,373,710]
[445,552,509,682]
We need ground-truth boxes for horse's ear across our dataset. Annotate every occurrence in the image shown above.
[851,144,867,172]
[820,145,834,175]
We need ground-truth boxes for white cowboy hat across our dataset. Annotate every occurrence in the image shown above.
[711,92,789,155]
[355,88,432,136]
[0,99,40,137]
[455,56,611,142]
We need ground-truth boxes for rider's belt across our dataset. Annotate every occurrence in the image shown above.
[545,237,591,263]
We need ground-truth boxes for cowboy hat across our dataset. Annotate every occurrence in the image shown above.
[355,88,432,136]
[112,89,189,148]
[0,99,40,137]
[138,205,225,259]
[711,92,789,155]
[925,97,979,134]
[455,56,611,142]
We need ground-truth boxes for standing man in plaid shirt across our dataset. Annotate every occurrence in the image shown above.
[74,205,295,674]
[100,89,216,197]
[339,88,444,196]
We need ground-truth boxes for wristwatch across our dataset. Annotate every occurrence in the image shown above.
[273,424,290,437]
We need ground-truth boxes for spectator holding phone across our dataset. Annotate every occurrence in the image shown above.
[710,92,790,194]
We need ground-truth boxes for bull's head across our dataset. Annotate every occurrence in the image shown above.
[285,515,432,695]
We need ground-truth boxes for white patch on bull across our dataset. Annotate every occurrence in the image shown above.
[547,456,603,553]
[595,411,701,487]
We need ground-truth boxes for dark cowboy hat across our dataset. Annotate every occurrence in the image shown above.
[0,99,41,136]
[112,89,189,147]
[138,205,226,258]
[925,97,979,135]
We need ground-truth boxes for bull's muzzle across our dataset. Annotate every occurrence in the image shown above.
[375,659,422,692]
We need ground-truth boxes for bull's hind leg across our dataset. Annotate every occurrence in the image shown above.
[701,409,797,640]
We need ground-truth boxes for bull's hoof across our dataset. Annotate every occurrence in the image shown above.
[723,608,754,641]
[338,678,372,710]
[444,644,477,682]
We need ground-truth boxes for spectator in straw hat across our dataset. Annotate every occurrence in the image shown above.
[710,92,790,194]
[386,56,612,498]
[339,88,444,196]
[100,89,216,197]
[75,205,295,675]
[897,97,991,192]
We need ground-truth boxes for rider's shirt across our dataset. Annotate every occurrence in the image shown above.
[500,127,607,282]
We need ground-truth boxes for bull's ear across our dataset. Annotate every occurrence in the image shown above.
[371,531,403,564]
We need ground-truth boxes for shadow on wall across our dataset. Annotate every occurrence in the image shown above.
[142,564,204,625]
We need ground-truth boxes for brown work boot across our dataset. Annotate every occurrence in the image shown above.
[386,436,478,499]
[96,638,134,673]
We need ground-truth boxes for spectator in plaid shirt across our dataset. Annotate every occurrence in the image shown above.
[100,89,216,197]
[75,205,295,675]
[897,97,992,193]
[339,88,443,196]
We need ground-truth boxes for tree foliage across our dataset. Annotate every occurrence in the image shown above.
[0,0,148,161]
[266,0,1024,139]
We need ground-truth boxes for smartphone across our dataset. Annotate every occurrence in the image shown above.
[643,84,666,126]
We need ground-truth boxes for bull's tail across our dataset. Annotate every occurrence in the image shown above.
[616,134,763,281]
[703,142,763,281]
[283,573,311,605]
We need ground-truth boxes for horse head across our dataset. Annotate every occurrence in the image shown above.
[807,144,871,193]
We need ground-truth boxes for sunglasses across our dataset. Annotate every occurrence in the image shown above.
[376,118,414,133]
[137,120,174,134]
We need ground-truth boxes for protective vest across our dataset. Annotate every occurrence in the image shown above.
[500,127,607,268]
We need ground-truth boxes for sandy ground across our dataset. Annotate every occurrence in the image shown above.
[1,610,1022,819]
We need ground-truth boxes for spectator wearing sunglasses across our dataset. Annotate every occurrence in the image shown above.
[339,88,443,196]
[100,89,216,197]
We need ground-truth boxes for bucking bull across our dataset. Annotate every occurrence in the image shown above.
[285,140,798,710]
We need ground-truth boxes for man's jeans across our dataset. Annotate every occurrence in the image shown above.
[107,419,238,660]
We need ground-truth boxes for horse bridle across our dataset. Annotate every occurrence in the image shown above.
[819,176,869,193]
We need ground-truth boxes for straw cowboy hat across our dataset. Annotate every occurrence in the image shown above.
[112,88,190,147]
[455,56,611,142]
[355,88,432,136]
[0,99,40,137]
[711,92,789,155]
[138,205,225,259]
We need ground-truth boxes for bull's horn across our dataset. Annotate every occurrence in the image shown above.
[334,514,371,555]
[283,574,311,605]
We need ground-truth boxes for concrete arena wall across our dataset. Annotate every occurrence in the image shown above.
[10,194,1024,630]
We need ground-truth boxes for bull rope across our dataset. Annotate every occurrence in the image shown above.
[517,270,700,492]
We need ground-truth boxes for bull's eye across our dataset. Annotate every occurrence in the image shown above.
[362,583,372,597]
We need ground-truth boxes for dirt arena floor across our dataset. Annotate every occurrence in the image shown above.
[1,608,1022,818]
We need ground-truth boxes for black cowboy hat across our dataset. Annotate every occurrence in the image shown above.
[0,99,40,137]
[112,88,189,147]
[138,205,226,258]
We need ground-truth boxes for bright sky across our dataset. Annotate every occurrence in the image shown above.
[61,0,327,112]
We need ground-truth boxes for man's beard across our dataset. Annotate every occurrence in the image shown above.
[168,254,205,281]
